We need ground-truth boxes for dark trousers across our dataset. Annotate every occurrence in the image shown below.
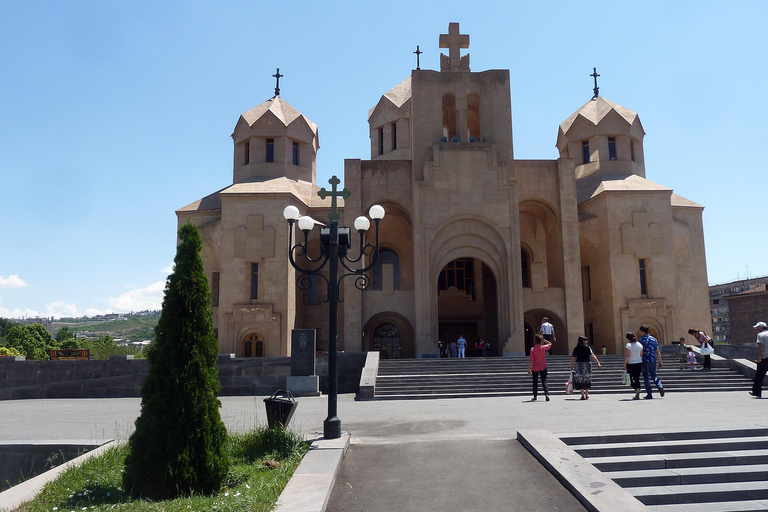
[753,359,768,397]
[532,369,549,398]
[627,362,642,391]
[642,361,663,396]
[703,355,712,369]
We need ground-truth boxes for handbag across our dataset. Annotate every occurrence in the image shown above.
[701,342,715,356]
[621,370,630,385]
[565,372,574,394]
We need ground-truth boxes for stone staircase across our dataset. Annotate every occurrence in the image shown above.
[561,427,768,511]
[374,355,752,400]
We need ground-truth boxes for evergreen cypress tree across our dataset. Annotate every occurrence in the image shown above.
[123,222,229,499]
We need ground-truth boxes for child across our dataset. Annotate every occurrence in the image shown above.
[686,346,697,370]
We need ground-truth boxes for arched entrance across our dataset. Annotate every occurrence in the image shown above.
[363,312,415,358]
[524,321,535,355]
[524,309,566,355]
[437,257,499,356]
[242,332,265,358]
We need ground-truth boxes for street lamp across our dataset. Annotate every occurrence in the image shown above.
[283,175,385,439]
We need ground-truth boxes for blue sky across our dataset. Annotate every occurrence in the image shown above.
[1,1,766,318]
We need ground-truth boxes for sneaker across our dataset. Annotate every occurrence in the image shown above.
[532,397,537,401]
[644,395,653,399]
[545,396,550,402]
[632,395,640,400]
[750,391,761,398]
[659,388,665,397]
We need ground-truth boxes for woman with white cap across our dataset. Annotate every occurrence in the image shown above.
[751,321,768,398]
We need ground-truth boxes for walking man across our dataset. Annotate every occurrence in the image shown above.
[751,321,768,397]
[457,334,466,358]
[540,317,555,354]
[639,325,665,399]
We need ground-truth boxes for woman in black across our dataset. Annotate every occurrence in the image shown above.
[570,336,602,399]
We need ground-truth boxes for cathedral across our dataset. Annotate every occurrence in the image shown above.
[177,23,711,359]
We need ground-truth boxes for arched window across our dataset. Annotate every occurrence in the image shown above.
[442,93,456,141]
[372,322,401,359]
[242,333,265,357]
[373,250,400,290]
[467,93,480,141]
[521,249,530,288]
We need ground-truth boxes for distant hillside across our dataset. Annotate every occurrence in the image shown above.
[54,311,161,343]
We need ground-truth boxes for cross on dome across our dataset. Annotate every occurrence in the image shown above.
[591,67,600,99]
[273,68,283,97]
[439,23,470,72]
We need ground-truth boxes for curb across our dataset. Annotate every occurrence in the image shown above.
[273,433,350,512]
[0,440,115,512]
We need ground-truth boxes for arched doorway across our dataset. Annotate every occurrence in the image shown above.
[524,321,535,355]
[524,310,566,355]
[242,332,265,358]
[437,258,499,356]
[363,312,415,358]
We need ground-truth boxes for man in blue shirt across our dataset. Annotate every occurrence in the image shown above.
[639,325,665,399]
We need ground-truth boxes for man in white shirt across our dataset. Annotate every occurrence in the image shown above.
[457,334,466,358]
[540,318,555,354]
[751,321,768,397]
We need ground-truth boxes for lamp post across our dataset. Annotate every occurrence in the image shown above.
[283,175,385,439]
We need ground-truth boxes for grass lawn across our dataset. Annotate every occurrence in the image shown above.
[17,428,308,512]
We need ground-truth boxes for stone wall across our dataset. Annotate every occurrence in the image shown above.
[0,353,367,400]
[728,291,768,345]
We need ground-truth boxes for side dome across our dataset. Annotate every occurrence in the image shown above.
[556,96,646,179]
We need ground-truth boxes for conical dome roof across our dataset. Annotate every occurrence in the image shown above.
[559,96,639,135]
[557,96,644,152]
[237,96,318,135]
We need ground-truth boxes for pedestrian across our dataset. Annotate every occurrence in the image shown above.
[624,332,643,400]
[750,321,768,398]
[570,335,602,400]
[484,339,491,357]
[686,346,698,370]
[602,345,607,356]
[639,325,664,399]
[475,338,484,357]
[688,328,713,370]
[450,340,458,358]
[540,317,555,346]
[457,334,466,358]
[527,334,551,401]
[677,337,688,370]
[438,340,445,358]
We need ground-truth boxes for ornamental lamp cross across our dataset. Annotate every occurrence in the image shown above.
[318,175,350,221]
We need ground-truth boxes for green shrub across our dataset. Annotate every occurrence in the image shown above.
[122,222,229,499]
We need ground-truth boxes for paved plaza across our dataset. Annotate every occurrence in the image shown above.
[2,390,768,510]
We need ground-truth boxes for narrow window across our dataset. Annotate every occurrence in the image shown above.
[639,259,647,295]
[212,272,220,307]
[251,263,259,300]
[255,340,264,357]
[244,142,250,165]
[608,137,616,161]
[631,140,636,162]
[521,249,530,288]
[391,123,397,151]
[373,250,400,290]
[378,128,384,155]
[266,139,274,163]
[292,141,299,166]
[581,266,591,301]
[467,92,480,140]
[442,93,456,141]
[582,140,590,164]
[244,340,252,358]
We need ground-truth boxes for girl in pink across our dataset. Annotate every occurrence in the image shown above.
[528,334,552,401]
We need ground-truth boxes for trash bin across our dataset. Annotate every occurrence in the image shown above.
[263,390,298,429]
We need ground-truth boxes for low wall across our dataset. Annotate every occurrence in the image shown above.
[0,353,367,400]
[0,442,102,491]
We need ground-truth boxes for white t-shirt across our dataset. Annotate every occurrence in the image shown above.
[626,342,643,364]
[758,330,768,346]
[540,322,554,335]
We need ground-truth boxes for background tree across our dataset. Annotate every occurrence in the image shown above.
[123,222,229,499]
[5,323,56,360]
[55,326,75,344]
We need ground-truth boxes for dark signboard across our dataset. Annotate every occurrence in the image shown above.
[291,329,316,376]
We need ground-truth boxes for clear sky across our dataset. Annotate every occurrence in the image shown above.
[1,1,766,319]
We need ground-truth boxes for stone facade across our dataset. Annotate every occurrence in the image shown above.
[177,23,711,359]
[727,285,768,345]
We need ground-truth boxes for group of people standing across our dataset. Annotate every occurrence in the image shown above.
[623,326,665,400]
[439,335,491,358]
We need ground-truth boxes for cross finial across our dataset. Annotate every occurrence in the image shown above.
[414,45,423,70]
[439,23,470,72]
[590,67,600,100]
[318,175,351,221]
[273,68,283,97]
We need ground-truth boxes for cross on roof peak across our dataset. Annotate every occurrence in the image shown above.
[590,67,600,100]
[439,23,470,72]
[273,68,283,97]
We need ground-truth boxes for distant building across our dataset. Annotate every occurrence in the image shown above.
[18,317,54,334]
[709,276,768,342]
[727,284,768,345]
